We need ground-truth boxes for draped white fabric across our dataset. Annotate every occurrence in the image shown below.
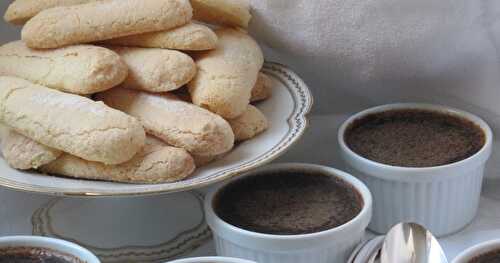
[250,0,500,116]
[248,0,500,179]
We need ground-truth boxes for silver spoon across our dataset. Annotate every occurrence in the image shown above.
[380,222,448,263]
[367,248,380,263]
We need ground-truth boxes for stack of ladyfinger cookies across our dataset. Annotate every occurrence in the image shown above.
[0,0,271,184]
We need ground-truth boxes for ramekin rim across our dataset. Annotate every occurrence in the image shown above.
[453,239,500,263]
[337,102,493,173]
[0,235,100,263]
[204,163,373,242]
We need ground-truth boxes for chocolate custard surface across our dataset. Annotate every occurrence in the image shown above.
[469,250,500,263]
[214,172,363,235]
[0,247,83,263]
[345,109,485,167]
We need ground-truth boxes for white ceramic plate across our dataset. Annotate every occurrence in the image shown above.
[31,192,212,262]
[0,62,313,196]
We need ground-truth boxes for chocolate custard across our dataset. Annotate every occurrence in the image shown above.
[214,171,363,235]
[345,109,485,167]
[469,250,500,263]
[0,247,83,263]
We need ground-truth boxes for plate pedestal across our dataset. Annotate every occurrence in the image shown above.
[31,191,213,263]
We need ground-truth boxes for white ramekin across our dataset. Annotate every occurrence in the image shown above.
[0,235,100,263]
[453,239,500,263]
[205,163,373,263]
[338,103,493,237]
[167,256,257,263]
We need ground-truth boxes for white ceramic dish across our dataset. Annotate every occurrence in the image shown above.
[168,257,256,263]
[0,62,312,196]
[205,163,373,263]
[453,239,500,263]
[30,192,211,263]
[0,235,100,263]
[338,103,493,237]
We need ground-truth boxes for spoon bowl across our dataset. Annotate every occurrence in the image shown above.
[380,223,448,263]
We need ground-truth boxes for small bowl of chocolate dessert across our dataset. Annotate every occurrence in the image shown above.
[0,235,100,263]
[338,103,493,237]
[204,163,372,263]
[453,239,500,263]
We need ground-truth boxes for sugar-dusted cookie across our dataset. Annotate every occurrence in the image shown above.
[251,73,272,102]
[188,28,264,119]
[103,22,218,51]
[107,46,196,92]
[2,129,62,170]
[96,87,234,156]
[22,0,192,48]
[192,0,251,28]
[4,0,99,25]
[0,41,127,95]
[40,136,195,184]
[193,154,216,167]
[0,77,145,165]
[228,105,268,141]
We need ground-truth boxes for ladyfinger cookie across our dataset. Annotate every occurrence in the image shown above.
[103,22,218,51]
[107,46,196,92]
[96,87,234,156]
[0,77,146,164]
[22,0,193,49]
[2,129,62,170]
[40,136,195,184]
[193,154,216,167]
[188,28,264,119]
[192,0,251,28]
[0,41,128,95]
[4,0,99,25]
[228,105,268,141]
[251,73,272,102]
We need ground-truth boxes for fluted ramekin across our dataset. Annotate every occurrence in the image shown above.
[453,239,500,263]
[0,236,100,263]
[339,103,493,237]
[205,163,372,263]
